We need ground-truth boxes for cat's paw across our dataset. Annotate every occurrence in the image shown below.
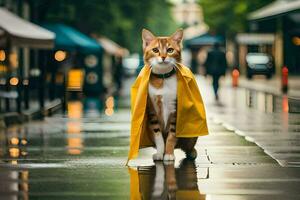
[153,153,164,161]
[163,154,175,162]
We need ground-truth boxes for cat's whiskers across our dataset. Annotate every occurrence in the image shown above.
[150,57,176,74]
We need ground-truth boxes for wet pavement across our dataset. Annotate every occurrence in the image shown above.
[0,76,300,199]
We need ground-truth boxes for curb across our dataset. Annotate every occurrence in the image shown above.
[0,99,62,128]
[223,77,300,113]
[235,84,300,113]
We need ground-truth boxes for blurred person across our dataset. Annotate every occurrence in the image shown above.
[113,56,124,94]
[204,43,227,101]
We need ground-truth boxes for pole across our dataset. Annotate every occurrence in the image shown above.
[38,51,45,116]
[232,69,239,87]
[16,77,22,113]
[281,66,288,93]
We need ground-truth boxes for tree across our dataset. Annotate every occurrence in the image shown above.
[199,0,274,37]
[30,0,177,53]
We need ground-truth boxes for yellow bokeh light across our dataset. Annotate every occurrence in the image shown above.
[9,53,18,68]
[11,137,19,145]
[105,96,114,108]
[67,101,83,118]
[67,137,83,155]
[11,160,18,165]
[21,139,27,145]
[9,147,20,158]
[105,108,114,116]
[68,148,82,155]
[0,64,7,72]
[0,50,5,61]
[292,37,300,46]
[54,50,67,62]
[68,69,84,90]
[67,121,81,133]
[9,77,19,86]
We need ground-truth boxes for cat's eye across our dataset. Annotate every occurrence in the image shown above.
[152,48,159,53]
[167,48,174,53]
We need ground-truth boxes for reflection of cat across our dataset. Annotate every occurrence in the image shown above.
[142,29,198,162]
[135,160,206,200]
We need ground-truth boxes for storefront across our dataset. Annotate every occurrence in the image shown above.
[248,0,300,75]
[42,24,103,102]
[93,35,129,96]
[0,8,55,113]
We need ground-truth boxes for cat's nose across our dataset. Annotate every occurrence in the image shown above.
[161,56,166,61]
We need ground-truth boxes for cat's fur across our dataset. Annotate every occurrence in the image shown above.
[142,29,197,162]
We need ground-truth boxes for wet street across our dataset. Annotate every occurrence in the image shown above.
[1,76,300,200]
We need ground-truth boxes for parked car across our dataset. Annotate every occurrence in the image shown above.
[246,53,274,79]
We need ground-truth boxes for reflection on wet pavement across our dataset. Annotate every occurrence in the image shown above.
[197,76,300,168]
[245,89,291,114]
[0,77,300,199]
[0,169,29,200]
[130,160,206,200]
[67,101,83,155]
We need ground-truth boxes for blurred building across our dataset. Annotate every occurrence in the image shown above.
[170,0,208,39]
[246,0,300,75]
[0,0,55,115]
[170,0,211,73]
[92,35,129,97]
[42,24,103,101]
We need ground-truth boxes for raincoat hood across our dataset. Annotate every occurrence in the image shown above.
[127,63,208,163]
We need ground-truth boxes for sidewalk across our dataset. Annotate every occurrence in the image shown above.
[128,75,300,198]
[223,74,300,98]
[197,75,300,168]
[0,76,299,199]
[0,99,62,128]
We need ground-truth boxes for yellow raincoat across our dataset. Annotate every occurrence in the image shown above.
[127,63,208,162]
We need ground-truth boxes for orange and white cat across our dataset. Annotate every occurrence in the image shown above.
[142,29,198,162]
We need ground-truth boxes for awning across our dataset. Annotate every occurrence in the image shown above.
[0,8,55,49]
[248,0,300,21]
[184,33,224,48]
[236,33,275,45]
[93,35,129,57]
[43,24,102,53]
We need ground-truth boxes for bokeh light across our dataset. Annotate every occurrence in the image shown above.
[54,50,67,62]
[0,50,5,61]
[9,77,19,86]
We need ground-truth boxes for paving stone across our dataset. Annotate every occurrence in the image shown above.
[1,77,300,199]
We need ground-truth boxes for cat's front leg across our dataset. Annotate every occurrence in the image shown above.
[164,113,177,161]
[147,97,165,161]
[164,132,177,161]
[153,131,165,161]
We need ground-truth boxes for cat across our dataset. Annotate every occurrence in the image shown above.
[142,29,198,162]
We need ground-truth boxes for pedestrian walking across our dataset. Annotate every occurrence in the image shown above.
[204,43,227,101]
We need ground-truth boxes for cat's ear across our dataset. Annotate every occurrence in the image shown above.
[142,29,155,49]
[171,29,183,44]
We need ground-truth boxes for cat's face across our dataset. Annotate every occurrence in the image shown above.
[142,29,183,68]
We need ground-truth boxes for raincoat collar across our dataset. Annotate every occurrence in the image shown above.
[175,63,193,79]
